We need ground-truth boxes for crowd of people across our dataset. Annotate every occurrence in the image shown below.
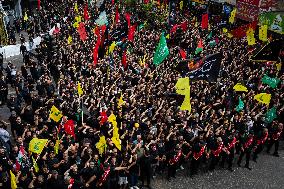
[0,0,283,189]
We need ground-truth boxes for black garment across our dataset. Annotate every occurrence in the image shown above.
[266,139,279,155]
[237,149,251,168]
[140,154,152,187]
[46,176,65,189]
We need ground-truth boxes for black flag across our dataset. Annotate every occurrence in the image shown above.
[175,53,222,82]
[188,53,222,82]
[250,40,284,62]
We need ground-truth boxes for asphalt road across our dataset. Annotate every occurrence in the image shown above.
[1,51,284,189]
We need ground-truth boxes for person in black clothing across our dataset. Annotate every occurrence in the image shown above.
[208,137,225,171]
[237,130,254,170]
[252,128,268,162]
[0,53,3,70]
[190,132,207,177]
[46,170,65,189]
[267,122,283,157]
[139,149,152,189]
[128,153,140,189]
[221,131,237,172]
[167,145,182,181]
[0,76,8,105]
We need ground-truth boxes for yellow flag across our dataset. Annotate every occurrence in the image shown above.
[108,114,117,124]
[67,36,72,45]
[54,139,60,154]
[233,83,248,92]
[96,136,107,155]
[32,156,39,172]
[77,82,83,96]
[24,12,28,21]
[49,105,63,122]
[259,25,268,42]
[246,28,256,46]
[229,8,236,24]
[112,135,121,151]
[175,77,191,112]
[195,21,198,28]
[180,1,183,10]
[29,138,48,154]
[74,3,78,13]
[109,41,116,54]
[254,93,271,106]
[165,34,170,39]
[276,63,282,72]
[222,28,228,33]
[118,94,125,108]
[10,170,17,189]
[227,33,233,38]
[73,16,82,28]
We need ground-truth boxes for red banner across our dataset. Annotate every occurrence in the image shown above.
[237,0,260,22]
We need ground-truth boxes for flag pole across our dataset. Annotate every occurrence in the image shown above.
[81,96,84,125]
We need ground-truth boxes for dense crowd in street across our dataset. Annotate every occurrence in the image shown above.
[0,1,283,189]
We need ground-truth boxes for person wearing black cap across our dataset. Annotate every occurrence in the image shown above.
[237,130,254,170]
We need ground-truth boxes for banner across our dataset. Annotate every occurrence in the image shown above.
[187,53,222,82]
[237,0,260,22]
[250,40,283,62]
[259,12,284,34]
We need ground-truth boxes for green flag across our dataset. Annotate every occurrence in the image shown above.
[195,47,203,54]
[207,31,212,39]
[209,40,216,47]
[153,32,169,66]
[265,107,277,123]
[236,97,244,112]
[261,74,280,88]
[138,24,144,31]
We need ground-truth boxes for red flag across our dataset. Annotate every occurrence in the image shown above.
[37,0,40,10]
[201,14,208,29]
[53,27,60,35]
[64,120,76,138]
[144,0,150,4]
[125,13,131,27]
[112,0,115,5]
[78,22,87,41]
[197,39,203,48]
[231,21,257,38]
[84,5,90,20]
[122,50,127,69]
[215,37,219,44]
[93,27,101,67]
[100,25,107,47]
[115,6,120,25]
[170,24,179,34]
[180,21,188,31]
[179,48,186,60]
[128,24,137,42]
[100,111,108,125]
